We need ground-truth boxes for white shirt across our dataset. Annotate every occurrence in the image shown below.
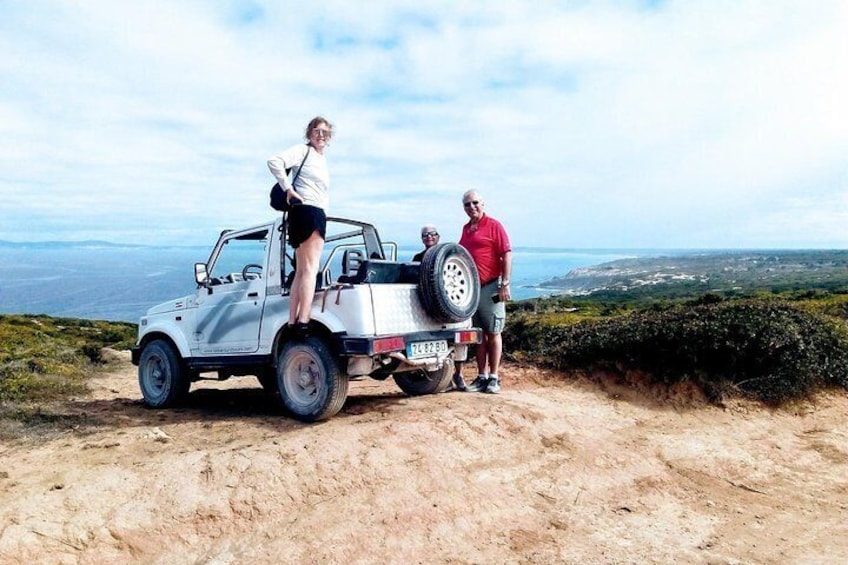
[267,144,330,210]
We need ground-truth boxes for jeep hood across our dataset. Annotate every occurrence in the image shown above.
[145,295,194,316]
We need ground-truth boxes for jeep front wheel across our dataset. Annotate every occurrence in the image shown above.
[419,243,480,323]
[394,362,454,395]
[138,339,190,407]
[277,337,348,422]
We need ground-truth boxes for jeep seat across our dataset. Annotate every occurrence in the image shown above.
[337,260,420,285]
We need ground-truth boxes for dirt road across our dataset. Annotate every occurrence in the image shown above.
[1,351,847,564]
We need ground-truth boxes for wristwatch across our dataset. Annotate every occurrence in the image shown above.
[499,280,510,288]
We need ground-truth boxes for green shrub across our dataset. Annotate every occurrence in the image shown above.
[0,314,136,405]
[505,298,848,404]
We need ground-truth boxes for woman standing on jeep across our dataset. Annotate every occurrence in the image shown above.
[267,116,333,333]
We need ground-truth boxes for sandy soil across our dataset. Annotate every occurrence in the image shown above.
[1,351,847,564]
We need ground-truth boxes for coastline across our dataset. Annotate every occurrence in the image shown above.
[0,246,634,322]
[6,246,844,322]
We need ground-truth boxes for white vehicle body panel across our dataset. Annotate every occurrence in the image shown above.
[134,216,479,383]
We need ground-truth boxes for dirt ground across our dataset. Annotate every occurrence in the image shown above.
[1,351,847,564]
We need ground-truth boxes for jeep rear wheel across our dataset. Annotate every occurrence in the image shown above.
[138,339,190,407]
[419,243,480,323]
[277,337,348,422]
[394,362,454,396]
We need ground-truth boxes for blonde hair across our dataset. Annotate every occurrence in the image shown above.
[305,116,333,140]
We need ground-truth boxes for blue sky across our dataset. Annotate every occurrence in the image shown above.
[1,1,846,248]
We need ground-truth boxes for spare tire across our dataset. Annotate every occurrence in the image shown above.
[419,243,480,323]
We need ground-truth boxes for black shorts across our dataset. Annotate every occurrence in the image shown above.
[287,204,327,248]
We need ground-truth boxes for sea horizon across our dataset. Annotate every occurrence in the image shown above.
[3,239,843,253]
[2,243,841,324]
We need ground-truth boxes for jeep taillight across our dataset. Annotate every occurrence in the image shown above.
[455,330,481,344]
[373,336,405,354]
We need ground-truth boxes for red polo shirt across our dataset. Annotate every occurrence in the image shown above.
[459,214,511,284]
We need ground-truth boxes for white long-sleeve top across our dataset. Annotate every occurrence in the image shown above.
[267,143,330,211]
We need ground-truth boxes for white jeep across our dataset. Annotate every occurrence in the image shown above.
[131,216,481,421]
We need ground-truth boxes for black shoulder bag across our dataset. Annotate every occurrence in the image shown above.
[269,147,310,212]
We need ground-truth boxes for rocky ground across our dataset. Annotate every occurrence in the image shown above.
[1,351,847,564]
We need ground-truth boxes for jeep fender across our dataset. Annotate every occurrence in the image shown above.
[309,310,347,334]
[268,310,347,358]
[139,320,194,359]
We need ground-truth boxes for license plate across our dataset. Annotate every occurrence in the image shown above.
[407,340,448,360]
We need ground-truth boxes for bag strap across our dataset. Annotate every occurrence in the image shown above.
[290,146,310,189]
[281,146,311,286]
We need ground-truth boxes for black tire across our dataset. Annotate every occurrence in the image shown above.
[419,243,480,323]
[277,336,348,422]
[138,339,190,407]
[394,362,454,396]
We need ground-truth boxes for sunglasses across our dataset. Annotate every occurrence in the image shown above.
[421,231,439,238]
[312,128,332,138]
[463,200,480,208]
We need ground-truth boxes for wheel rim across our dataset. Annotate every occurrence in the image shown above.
[282,349,324,408]
[442,256,474,309]
[143,354,169,396]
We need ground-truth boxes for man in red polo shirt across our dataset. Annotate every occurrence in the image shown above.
[454,189,513,394]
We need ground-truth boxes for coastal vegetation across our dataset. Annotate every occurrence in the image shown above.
[0,314,135,437]
[542,249,848,298]
[3,251,848,437]
[506,292,848,404]
[504,250,848,404]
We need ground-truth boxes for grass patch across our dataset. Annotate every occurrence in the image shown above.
[0,314,135,437]
[3,288,848,433]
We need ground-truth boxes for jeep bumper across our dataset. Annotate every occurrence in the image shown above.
[339,328,481,357]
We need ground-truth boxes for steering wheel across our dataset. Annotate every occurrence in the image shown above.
[242,264,263,280]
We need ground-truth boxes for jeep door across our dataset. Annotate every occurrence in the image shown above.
[193,226,270,355]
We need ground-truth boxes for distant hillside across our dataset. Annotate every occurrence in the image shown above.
[541,250,848,296]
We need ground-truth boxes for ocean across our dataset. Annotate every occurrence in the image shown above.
[0,244,637,323]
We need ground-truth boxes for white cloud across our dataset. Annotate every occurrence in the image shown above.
[1,0,847,248]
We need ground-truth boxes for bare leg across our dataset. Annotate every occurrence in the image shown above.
[476,333,490,375]
[288,274,301,325]
[452,359,466,390]
[290,231,323,324]
[487,332,503,376]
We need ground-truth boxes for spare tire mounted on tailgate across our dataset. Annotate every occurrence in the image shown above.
[419,243,480,323]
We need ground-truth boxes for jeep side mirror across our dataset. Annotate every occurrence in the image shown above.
[194,262,209,286]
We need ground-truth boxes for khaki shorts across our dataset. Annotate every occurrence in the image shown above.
[473,279,506,334]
